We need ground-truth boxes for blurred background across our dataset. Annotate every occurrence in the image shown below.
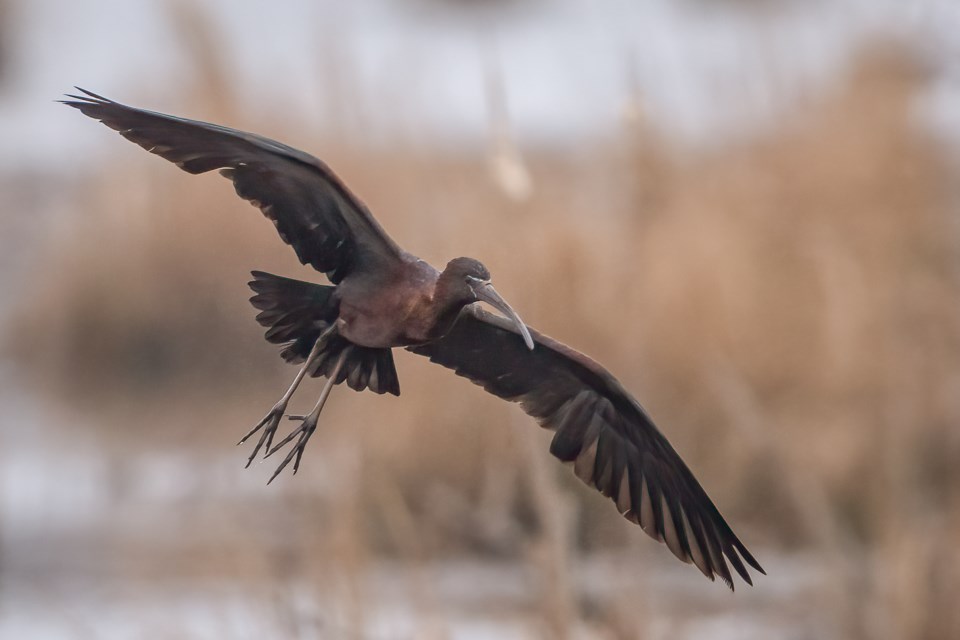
[1,0,959,638]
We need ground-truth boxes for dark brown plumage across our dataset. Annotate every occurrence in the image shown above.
[63,88,764,589]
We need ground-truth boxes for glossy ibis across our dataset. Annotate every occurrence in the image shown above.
[63,88,764,589]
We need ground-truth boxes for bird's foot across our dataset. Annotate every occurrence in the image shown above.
[237,401,287,468]
[263,413,319,484]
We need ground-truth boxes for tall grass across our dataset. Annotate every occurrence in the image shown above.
[8,20,960,637]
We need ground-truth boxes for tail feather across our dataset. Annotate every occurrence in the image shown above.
[248,271,400,396]
[302,330,400,396]
[249,270,336,346]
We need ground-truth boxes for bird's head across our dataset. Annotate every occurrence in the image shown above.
[440,257,534,350]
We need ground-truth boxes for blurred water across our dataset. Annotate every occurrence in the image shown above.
[0,549,826,640]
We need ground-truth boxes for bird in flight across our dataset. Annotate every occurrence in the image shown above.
[63,88,764,589]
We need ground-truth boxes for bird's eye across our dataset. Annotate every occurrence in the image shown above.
[465,275,484,285]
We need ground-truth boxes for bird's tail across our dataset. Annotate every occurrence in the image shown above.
[248,271,400,395]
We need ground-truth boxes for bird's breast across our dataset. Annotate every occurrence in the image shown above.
[336,288,432,349]
[336,260,444,349]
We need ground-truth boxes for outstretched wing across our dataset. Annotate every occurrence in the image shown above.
[409,306,764,589]
[62,88,404,283]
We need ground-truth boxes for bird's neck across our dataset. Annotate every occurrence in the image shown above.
[426,274,472,340]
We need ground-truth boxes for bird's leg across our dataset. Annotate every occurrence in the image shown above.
[238,326,334,467]
[264,346,351,484]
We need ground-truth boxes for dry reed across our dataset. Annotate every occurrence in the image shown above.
[6,15,960,637]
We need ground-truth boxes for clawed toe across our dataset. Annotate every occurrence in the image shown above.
[238,403,286,468]
[246,345,349,484]
[266,416,318,484]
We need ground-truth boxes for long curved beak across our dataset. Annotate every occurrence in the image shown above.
[474,283,535,350]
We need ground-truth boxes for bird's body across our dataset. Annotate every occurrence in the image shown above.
[63,88,764,590]
[336,257,447,348]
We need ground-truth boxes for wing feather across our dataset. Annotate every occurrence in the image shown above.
[409,305,764,589]
[62,88,403,283]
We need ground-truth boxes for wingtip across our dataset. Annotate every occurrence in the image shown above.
[74,86,111,101]
[735,540,765,575]
[59,95,88,107]
[748,555,766,576]
[60,87,113,107]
